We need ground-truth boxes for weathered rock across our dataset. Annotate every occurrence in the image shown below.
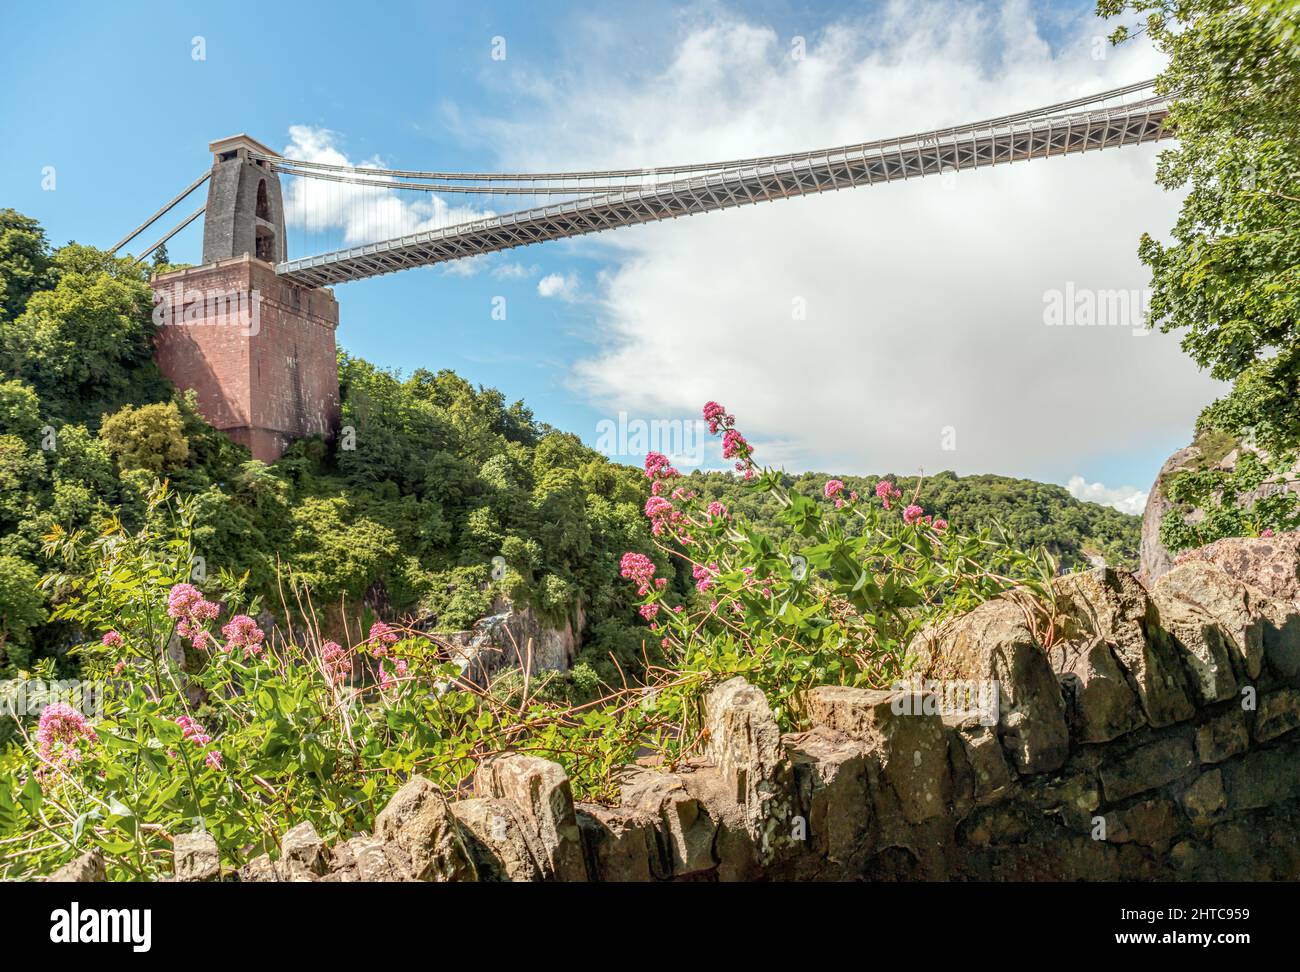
[806,686,951,821]
[702,676,791,859]
[1147,590,1239,704]
[375,775,437,840]
[450,798,542,882]
[1178,533,1300,602]
[280,821,326,875]
[1221,744,1300,812]
[342,835,411,882]
[1047,634,1145,743]
[237,853,281,883]
[1027,771,1100,832]
[393,793,478,882]
[917,598,1069,773]
[1254,688,1300,743]
[1181,770,1226,827]
[619,766,716,878]
[679,766,763,881]
[784,726,874,870]
[576,804,658,882]
[1140,443,1203,582]
[943,714,1015,807]
[1103,798,1181,846]
[46,849,105,882]
[174,830,221,882]
[1099,735,1197,802]
[1154,562,1265,680]
[474,753,587,882]
[1196,709,1250,764]
[1053,568,1194,728]
[374,775,477,881]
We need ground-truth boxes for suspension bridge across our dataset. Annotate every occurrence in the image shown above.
[113,79,1172,461]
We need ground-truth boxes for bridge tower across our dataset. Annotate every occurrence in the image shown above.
[151,135,340,463]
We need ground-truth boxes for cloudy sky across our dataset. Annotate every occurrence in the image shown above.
[1,0,1222,514]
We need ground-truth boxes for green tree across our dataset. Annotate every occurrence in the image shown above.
[100,400,190,473]
[1100,0,1300,547]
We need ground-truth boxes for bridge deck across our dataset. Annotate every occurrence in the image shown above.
[276,99,1171,288]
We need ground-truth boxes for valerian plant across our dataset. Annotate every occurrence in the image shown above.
[618,403,1054,764]
[0,482,652,879]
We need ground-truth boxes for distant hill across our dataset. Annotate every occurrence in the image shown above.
[684,468,1140,571]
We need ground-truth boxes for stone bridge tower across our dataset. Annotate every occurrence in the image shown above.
[151,135,340,463]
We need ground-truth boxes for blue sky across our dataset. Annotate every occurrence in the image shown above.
[0,0,1220,512]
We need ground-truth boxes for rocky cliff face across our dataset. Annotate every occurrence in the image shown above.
[53,535,1300,884]
[1140,434,1300,583]
[430,598,586,689]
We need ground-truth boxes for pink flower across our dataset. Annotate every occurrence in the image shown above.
[176,715,211,747]
[706,501,728,519]
[167,583,220,650]
[619,552,658,596]
[874,481,893,500]
[932,518,948,532]
[221,614,265,658]
[321,640,353,686]
[703,401,731,435]
[1262,528,1275,538]
[903,504,925,525]
[644,452,678,480]
[378,658,409,690]
[36,702,98,756]
[721,429,749,460]
[849,491,859,502]
[101,631,122,648]
[645,496,673,519]
[205,750,223,771]
[639,603,660,622]
[692,562,718,593]
[824,479,845,499]
[368,621,400,657]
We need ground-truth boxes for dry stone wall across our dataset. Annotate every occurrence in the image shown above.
[49,536,1300,883]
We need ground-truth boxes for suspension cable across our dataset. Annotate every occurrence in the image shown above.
[251,79,1163,184]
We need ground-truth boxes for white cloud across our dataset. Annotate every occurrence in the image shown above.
[469,0,1223,487]
[278,126,490,249]
[537,272,580,300]
[493,261,539,280]
[1065,475,1149,516]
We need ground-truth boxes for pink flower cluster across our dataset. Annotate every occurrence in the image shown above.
[703,401,729,434]
[639,603,660,622]
[875,480,903,510]
[176,715,211,746]
[368,621,399,658]
[692,562,718,593]
[101,631,122,648]
[903,504,925,526]
[824,479,856,509]
[644,451,679,481]
[379,658,409,690]
[620,552,658,596]
[706,501,728,519]
[703,402,755,479]
[176,715,222,771]
[35,702,98,771]
[167,583,220,650]
[221,614,265,659]
[321,640,353,686]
